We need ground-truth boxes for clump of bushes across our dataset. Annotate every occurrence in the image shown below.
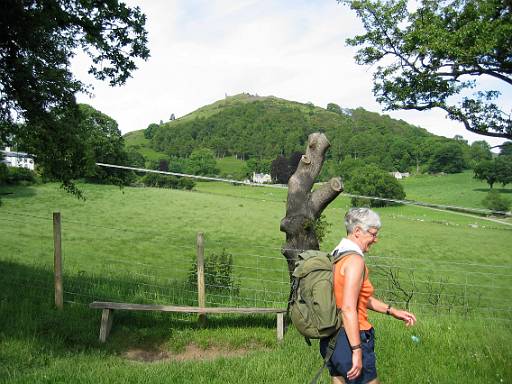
[141,173,195,190]
[482,190,511,214]
[187,249,240,296]
[0,165,39,186]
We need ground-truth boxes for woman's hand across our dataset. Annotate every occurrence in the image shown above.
[391,309,417,327]
[347,348,363,381]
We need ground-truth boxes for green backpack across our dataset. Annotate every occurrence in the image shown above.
[288,250,348,340]
[287,249,353,384]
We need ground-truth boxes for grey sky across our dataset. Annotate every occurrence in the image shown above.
[74,0,508,148]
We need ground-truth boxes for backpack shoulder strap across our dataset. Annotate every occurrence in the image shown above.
[332,250,366,279]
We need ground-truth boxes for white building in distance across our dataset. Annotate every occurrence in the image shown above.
[1,147,35,171]
[252,172,272,184]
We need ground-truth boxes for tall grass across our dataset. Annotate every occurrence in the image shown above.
[1,177,511,383]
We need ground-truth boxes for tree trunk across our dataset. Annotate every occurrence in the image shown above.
[280,133,343,278]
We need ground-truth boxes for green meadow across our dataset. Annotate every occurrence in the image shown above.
[1,174,511,383]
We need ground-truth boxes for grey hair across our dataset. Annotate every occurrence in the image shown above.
[344,207,381,234]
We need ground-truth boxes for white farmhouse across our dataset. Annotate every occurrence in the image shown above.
[252,172,272,184]
[0,147,35,171]
[390,171,410,180]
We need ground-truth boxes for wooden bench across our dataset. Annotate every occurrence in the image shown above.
[90,301,287,343]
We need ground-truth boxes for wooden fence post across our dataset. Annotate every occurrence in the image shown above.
[196,232,207,326]
[53,212,63,310]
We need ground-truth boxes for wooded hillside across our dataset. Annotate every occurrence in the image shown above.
[126,93,480,177]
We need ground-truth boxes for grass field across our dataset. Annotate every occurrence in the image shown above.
[1,173,511,383]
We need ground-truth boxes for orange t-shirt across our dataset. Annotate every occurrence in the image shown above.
[334,253,374,331]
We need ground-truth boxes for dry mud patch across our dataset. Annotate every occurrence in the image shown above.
[124,342,267,363]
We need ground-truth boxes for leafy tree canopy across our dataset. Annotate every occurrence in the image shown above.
[346,164,406,207]
[343,0,512,139]
[474,155,512,188]
[428,142,467,173]
[0,0,149,192]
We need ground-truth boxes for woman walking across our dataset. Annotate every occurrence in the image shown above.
[320,208,416,384]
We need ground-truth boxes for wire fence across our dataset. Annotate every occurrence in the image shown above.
[0,209,511,322]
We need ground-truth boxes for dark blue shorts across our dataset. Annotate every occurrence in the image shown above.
[319,328,377,384]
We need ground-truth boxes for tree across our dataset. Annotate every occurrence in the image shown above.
[428,142,466,173]
[288,151,304,176]
[186,148,218,176]
[474,156,512,188]
[345,164,406,207]
[326,102,343,114]
[495,155,512,187]
[0,0,149,193]
[280,133,343,275]
[343,0,512,139]
[469,140,492,167]
[271,155,290,184]
[474,159,498,188]
[77,104,134,185]
[500,142,512,157]
[144,123,159,139]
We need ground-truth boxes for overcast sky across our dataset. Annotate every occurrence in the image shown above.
[74,0,508,149]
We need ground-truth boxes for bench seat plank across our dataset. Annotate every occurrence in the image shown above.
[90,301,286,314]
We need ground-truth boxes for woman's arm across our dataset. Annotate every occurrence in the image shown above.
[367,296,417,326]
[341,255,365,381]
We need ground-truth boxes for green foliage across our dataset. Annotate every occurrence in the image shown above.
[474,156,512,188]
[428,142,466,174]
[474,160,498,188]
[186,148,219,176]
[0,166,38,186]
[469,141,492,167]
[495,156,512,187]
[244,158,271,178]
[141,173,195,190]
[0,0,149,191]
[346,164,406,207]
[144,123,160,139]
[126,148,146,168]
[78,104,135,186]
[482,190,511,213]
[304,214,331,244]
[0,163,8,184]
[500,142,512,157]
[187,249,240,296]
[343,0,512,139]
[326,102,343,114]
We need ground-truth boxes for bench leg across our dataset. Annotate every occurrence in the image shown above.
[99,309,113,343]
[277,313,284,342]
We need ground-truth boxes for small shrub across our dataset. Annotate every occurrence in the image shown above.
[186,249,240,296]
[141,173,195,190]
[304,214,331,244]
[482,190,511,214]
[5,167,38,185]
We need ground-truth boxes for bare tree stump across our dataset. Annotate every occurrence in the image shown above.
[280,133,343,278]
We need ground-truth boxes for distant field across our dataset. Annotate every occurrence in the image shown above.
[216,156,247,178]
[1,177,511,383]
[400,170,511,211]
[124,130,168,162]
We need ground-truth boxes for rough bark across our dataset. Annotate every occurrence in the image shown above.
[280,132,343,278]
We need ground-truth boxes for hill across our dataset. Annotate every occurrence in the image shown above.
[125,93,468,176]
